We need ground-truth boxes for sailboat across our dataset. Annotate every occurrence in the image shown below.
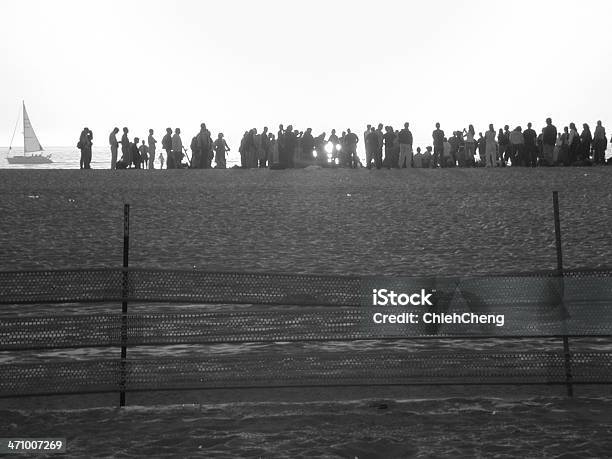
[6,102,52,164]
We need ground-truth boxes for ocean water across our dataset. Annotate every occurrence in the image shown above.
[0,147,241,170]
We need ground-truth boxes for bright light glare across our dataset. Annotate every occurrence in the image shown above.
[334,158,339,165]
[313,151,318,158]
[325,142,333,154]
[336,144,342,151]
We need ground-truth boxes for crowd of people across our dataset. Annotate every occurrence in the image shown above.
[77,118,610,170]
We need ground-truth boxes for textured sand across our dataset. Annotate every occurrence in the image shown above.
[1,168,612,456]
[0,167,610,274]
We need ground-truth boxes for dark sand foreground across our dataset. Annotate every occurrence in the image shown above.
[1,168,612,457]
[0,167,611,274]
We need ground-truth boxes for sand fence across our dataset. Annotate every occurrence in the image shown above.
[1,197,612,406]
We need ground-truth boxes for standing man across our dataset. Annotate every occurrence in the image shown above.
[398,122,413,168]
[79,127,93,169]
[147,129,157,169]
[120,127,130,167]
[365,127,380,169]
[375,123,384,167]
[432,122,445,167]
[523,122,537,167]
[477,132,486,165]
[260,127,270,168]
[277,124,285,167]
[499,125,511,166]
[109,127,119,169]
[485,124,497,167]
[284,125,296,168]
[344,128,359,168]
[363,124,372,146]
[213,133,230,168]
[541,118,557,166]
[162,128,173,169]
[138,139,148,169]
[171,128,183,168]
[196,123,213,168]
[593,120,607,165]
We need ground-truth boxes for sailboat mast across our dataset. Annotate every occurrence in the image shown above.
[22,101,27,156]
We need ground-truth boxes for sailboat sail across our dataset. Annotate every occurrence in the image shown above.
[23,103,43,153]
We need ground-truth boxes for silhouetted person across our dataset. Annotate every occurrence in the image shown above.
[171,128,183,167]
[580,123,592,163]
[568,122,580,164]
[442,137,452,167]
[120,127,130,167]
[238,131,247,167]
[463,125,476,167]
[423,146,433,168]
[485,124,496,167]
[593,121,607,165]
[375,124,384,166]
[413,147,423,168]
[213,133,230,168]
[556,128,568,165]
[162,128,173,169]
[365,127,380,169]
[448,132,460,167]
[196,123,213,169]
[248,128,259,168]
[523,122,537,167]
[363,124,372,148]
[542,118,557,166]
[78,127,93,169]
[139,139,148,168]
[432,122,444,167]
[190,135,198,167]
[383,126,396,168]
[260,127,270,167]
[314,132,328,166]
[301,128,315,165]
[344,128,359,168]
[147,129,157,169]
[130,137,141,169]
[277,124,285,167]
[509,126,524,166]
[328,129,340,164]
[398,123,413,168]
[477,132,486,165]
[109,127,119,169]
[498,125,510,166]
[284,125,296,168]
[266,133,277,166]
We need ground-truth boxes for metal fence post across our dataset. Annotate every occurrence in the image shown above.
[120,204,130,407]
[553,191,573,397]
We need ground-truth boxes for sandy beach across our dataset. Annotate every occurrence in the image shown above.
[1,167,612,457]
[1,167,611,274]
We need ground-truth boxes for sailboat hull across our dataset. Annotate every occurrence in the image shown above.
[7,155,53,164]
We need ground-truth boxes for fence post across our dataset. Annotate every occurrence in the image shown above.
[120,204,130,407]
[553,191,573,397]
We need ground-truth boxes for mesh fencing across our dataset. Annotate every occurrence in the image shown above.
[1,351,611,398]
[1,267,611,398]
[2,301,612,352]
[1,267,611,306]
[0,268,361,306]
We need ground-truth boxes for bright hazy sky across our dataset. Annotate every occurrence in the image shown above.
[1,0,611,149]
